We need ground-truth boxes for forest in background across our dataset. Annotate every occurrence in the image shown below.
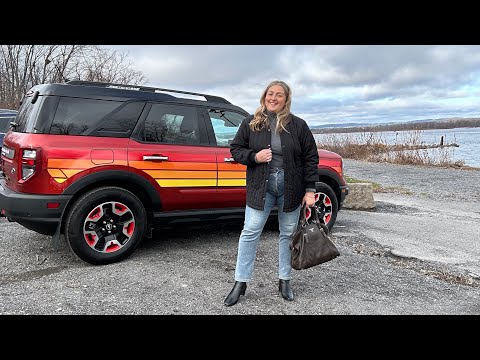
[312,118,480,134]
[0,45,146,109]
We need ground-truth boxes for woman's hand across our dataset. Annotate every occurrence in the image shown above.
[302,192,316,207]
[255,148,272,163]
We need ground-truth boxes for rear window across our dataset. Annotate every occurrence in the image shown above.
[14,96,38,132]
[49,97,144,136]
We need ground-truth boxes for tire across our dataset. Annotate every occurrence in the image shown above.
[315,182,338,231]
[65,187,147,265]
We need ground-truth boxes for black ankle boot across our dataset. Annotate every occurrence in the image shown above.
[224,281,247,306]
[279,279,294,301]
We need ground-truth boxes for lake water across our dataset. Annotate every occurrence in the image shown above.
[314,127,480,168]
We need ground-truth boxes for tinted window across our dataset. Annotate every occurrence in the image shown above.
[208,109,245,147]
[0,113,16,145]
[88,101,145,137]
[14,97,37,132]
[0,116,15,132]
[50,97,143,136]
[143,104,199,144]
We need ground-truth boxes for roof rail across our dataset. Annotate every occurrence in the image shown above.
[66,80,231,104]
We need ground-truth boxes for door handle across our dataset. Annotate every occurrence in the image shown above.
[224,157,235,162]
[143,155,169,161]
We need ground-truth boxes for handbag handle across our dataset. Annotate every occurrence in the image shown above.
[298,204,310,228]
[311,205,330,234]
[298,204,328,232]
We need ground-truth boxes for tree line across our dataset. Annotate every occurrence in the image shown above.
[0,45,146,109]
[312,118,480,134]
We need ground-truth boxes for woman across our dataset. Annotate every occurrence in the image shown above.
[224,80,319,306]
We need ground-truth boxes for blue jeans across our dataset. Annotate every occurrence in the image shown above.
[234,168,301,282]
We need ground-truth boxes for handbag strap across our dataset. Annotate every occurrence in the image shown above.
[297,204,307,228]
[312,204,325,224]
[311,205,330,234]
[298,204,327,229]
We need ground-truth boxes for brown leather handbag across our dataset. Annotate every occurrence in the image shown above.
[290,204,340,270]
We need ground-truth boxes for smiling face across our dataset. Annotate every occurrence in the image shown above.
[265,84,286,113]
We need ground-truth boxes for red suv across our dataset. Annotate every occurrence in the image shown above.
[0,81,348,265]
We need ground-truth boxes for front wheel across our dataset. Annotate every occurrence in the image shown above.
[65,187,147,265]
[315,182,338,231]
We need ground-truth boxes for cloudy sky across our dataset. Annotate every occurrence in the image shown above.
[107,45,480,127]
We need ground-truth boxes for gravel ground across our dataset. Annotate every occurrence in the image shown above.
[1,160,479,315]
[343,159,480,203]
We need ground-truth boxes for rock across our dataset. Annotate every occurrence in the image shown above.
[342,182,375,210]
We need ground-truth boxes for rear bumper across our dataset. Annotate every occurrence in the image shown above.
[0,177,72,235]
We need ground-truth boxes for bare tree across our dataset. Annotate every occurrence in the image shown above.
[0,45,146,109]
[69,46,145,85]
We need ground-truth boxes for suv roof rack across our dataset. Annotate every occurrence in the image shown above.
[66,80,231,104]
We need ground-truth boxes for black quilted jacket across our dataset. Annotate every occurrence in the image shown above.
[230,113,319,212]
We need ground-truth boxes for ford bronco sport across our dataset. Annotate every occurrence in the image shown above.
[0,81,348,265]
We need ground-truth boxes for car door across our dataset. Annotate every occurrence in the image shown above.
[202,108,248,208]
[128,102,218,211]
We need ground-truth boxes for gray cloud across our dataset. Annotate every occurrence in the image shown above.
[107,45,480,126]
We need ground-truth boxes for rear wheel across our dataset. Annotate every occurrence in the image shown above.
[65,187,147,265]
[315,182,338,231]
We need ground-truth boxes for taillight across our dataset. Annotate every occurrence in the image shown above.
[21,149,37,180]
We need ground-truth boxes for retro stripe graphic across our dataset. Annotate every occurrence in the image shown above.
[47,159,127,184]
[48,159,246,187]
[217,163,246,186]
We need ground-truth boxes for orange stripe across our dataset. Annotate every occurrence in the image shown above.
[156,179,217,187]
[48,169,66,178]
[62,169,83,177]
[130,161,217,170]
[218,171,246,179]
[217,163,246,171]
[48,159,127,168]
[145,170,216,179]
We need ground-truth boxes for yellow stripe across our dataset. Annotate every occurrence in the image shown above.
[48,169,66,178]
[53,178,67,184]
[62,169,83,177]
[145,170,217,179]
[218,179,246,186]
[156,179,217,187]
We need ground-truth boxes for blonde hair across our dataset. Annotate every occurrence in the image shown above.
[250,80,292,133]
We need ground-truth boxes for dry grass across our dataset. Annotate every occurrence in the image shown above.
[317,130,467,168]
[345,175,413,194]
